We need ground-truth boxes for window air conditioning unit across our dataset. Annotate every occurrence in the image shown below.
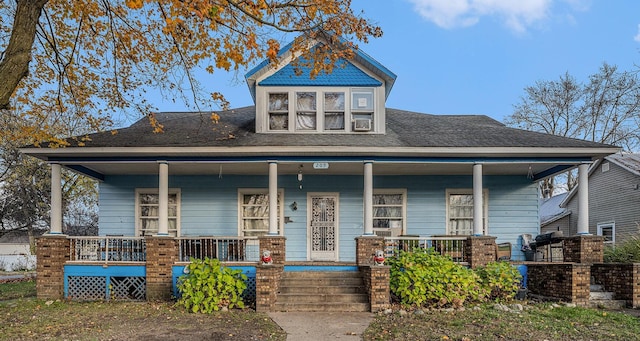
[374,228,402,237]
[353,118,372,131]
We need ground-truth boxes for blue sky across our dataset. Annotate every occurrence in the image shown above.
[153,0,640,123]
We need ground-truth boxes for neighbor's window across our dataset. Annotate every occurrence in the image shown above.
[268,93,289,130]
[372,190,406,235]
[597,222,615,244]
[324,92,345,130]
[136,189,180,237]
[446,189,488,235]
[239,189,283,237]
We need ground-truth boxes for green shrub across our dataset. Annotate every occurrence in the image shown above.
[177,257,247,313]
[604,237,640,263]
[476,261,522,301]
[387,249,485,308]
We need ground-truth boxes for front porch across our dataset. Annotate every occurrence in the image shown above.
[36,233,628,312]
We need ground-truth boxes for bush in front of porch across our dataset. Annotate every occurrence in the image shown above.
[387,249,521,308]
[176,257,247,313]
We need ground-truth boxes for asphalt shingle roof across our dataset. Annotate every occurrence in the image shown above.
[70,107,615,149]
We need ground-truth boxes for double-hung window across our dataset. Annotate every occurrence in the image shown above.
[135,189,180,237]
[372,190,406,236]
[446,189,488,235]
[296,92,317,130]
[239,189,284,237]
[268,93,289,130]
[324,92,345,130]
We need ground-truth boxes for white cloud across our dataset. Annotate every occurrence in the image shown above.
[408,0,557,33]
[635,24,640,43]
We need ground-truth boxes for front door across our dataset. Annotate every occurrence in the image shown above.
[308,193,339,261]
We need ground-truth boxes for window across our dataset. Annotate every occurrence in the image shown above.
[135,189,180,237]
[373,190,406,236]
[268,93,289,130]
[324,92,345,130]
[239,189,284,237]
[601,162,610,173]
[597,222,615,244]
[296,92,317,130]
[446,189,488,235]
[351,88,374,129]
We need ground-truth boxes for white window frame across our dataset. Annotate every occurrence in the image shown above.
[445,189,489,235]
[238,188,285,237]
[261,86,380,133]
[372,189,407,237]
[135,188,181,237]
[597,222,615,244]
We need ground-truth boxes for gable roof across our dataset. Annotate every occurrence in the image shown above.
[560,153,640,206]
[258,58,382,87]
[245,39,396,101]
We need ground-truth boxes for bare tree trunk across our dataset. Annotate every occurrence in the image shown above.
[0,0,48,110]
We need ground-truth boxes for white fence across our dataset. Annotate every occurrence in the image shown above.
[384,236,468,263]
[69,237,146,262]
[177,236,259,262]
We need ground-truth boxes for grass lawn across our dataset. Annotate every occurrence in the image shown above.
[0,279,36,301]
[364,304,640,341]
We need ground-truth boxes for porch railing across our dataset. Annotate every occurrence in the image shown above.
[69,236,146,263]
[177,236,259,263]
[384,236,468,264]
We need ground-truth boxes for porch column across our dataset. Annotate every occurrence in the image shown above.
[577,163,590,235]
[50,163,63,234]
[268,161,278,235]
[472,163,484,236]
[157,161,169,236]
[363,161,374,235]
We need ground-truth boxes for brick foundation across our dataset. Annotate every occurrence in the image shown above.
[255,264,284,312]
[527,263,591,306]
[465,236,497,268]
[36,235,70,300]
[361,265,390,312]
[145,236,178,300]
[592,263,640,308]
[258,236,286,265]
[563,235,604,264]
[356,236,386,266]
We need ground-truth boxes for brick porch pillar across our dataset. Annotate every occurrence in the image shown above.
[258,235,286,265]
[563,235,604,264]
[36,235,70,300]
[465,236,497,268]
[145,236,178,300]
[361,265,390,312]
[255,264,284,312]
[356,236,386,266]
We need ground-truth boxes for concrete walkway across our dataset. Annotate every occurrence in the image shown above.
[268,312,374,341]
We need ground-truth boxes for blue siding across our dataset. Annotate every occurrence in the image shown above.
[99,174,539,261]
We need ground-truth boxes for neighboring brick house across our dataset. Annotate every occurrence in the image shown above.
[558,153,640,245]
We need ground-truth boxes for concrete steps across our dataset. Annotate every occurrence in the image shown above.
[274,270,370,312]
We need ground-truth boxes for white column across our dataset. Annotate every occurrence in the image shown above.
[363,161,374,235]
[157,161,169,236]
[473,163,484,236]
[268,161,279,235]
[50,163,63,234]
[577,163,590,235]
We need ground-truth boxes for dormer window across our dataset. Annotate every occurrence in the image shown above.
[263,87,380,133]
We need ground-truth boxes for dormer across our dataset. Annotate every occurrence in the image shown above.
[245,38,396,134]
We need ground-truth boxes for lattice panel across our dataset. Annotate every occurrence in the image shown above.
[68,276,107,301]
[243,275,256,304]
[110,276,146,301]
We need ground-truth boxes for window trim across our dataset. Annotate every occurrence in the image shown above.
[237,188,285,237]
[134,188,181,237]
[445,189,489,236]
[597,222,615,244]
[372,189,407,236]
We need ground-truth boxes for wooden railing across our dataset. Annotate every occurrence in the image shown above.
[69,236,146,263]
[384,236,468,263]
[177,236,259,262]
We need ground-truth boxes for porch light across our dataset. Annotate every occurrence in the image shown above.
[297,164,303,189]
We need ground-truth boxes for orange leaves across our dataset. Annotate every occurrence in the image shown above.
[266,39,280,63]
[125,0,144,10]
[147,113,164,134]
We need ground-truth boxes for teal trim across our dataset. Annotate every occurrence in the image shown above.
[63,264,146,299]
[284,265,358,272]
